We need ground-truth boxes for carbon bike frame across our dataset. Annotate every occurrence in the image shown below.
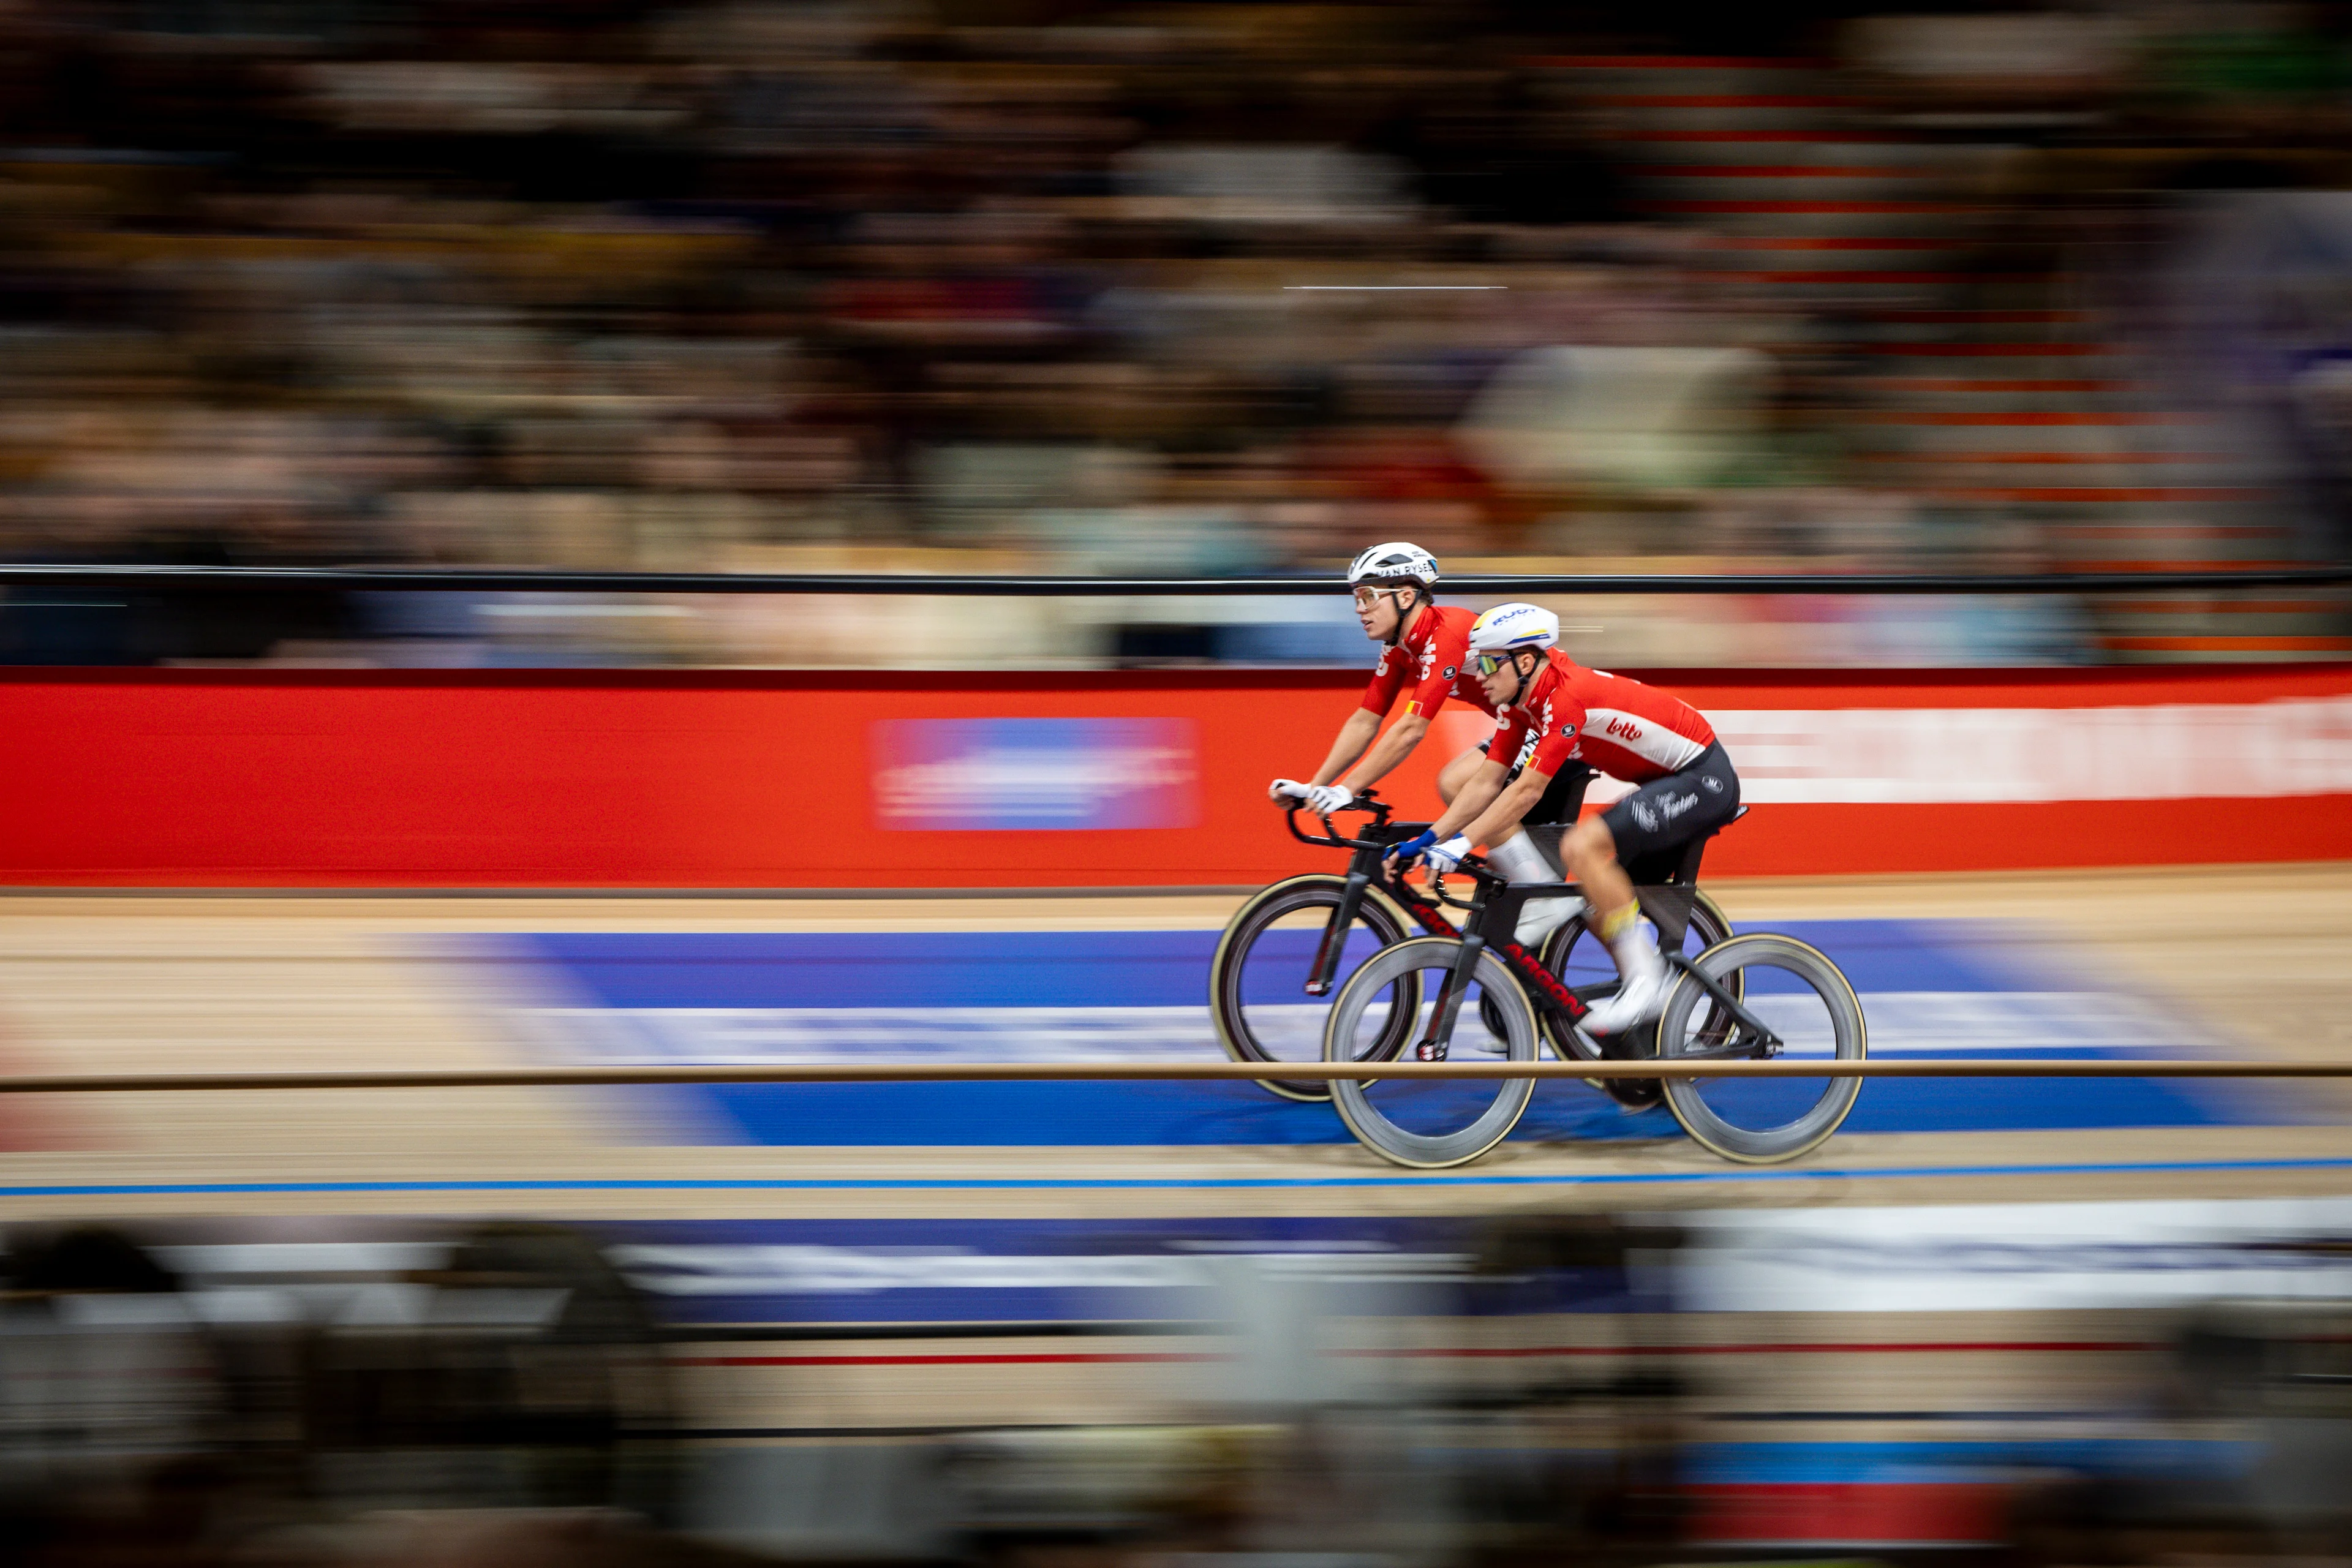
[1286,793,1783,1062]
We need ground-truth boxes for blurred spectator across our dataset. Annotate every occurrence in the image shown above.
[0,0,2339,666]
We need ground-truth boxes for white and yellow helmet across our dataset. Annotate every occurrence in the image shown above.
[1468,601,1559,657]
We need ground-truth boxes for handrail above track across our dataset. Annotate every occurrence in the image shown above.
[0,1059,2345,1091]
[2,564,2349,597]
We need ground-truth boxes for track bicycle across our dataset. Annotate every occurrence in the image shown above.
[1208,790,1737,1104]
[1320,852,1869,1169]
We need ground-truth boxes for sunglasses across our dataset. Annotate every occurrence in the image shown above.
[1351,588,1404,610]
[1473,652,1522,676]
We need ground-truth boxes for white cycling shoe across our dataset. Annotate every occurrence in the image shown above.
[1580,918,1670,1036]
[1581,969,1670,1036]
[1513,892,1586,950]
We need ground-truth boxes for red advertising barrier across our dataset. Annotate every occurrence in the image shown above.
[2,665,2348,888]
[1691,1481,2007,1549]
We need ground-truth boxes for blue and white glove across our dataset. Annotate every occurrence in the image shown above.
[1389,831,1469,872]
[1423,834,1471,875]
[1388,829,1436,865]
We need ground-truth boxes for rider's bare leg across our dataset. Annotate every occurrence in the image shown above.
[1560,816,1634,923]
[1434,744,1487,805]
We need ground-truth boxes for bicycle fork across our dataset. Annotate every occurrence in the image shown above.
[1302,862,1374,998]
[1412,924,1488,1063]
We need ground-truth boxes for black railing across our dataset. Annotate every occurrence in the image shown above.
[2,564,2348,595]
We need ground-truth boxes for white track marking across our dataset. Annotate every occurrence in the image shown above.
[514,991,2204,1065]
[1678,1194,2352,1313]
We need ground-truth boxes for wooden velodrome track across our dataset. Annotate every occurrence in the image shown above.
[0,862,2348,1225]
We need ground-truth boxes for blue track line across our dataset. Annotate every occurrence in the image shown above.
[6,1153,2351,1199]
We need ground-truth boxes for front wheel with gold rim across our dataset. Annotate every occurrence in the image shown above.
[1210,873,1417,1102]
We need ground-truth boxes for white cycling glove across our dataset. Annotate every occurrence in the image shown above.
[1302,782,1355,815]
[1271,779,1354,815]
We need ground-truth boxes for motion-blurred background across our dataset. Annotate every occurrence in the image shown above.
[2,0,2349,666]
[6,7,2352,1568]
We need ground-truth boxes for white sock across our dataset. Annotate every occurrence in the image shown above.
[1486,832,1555,884]
[1610,920,1663,988]
[1496,833,1580,948]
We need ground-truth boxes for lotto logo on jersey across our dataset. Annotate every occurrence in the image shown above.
[1607,716,1645,742]
[870,718,1199,831]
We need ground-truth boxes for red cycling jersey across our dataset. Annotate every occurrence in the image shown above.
[1485,651,1716,784]
[1359,604,1496,722]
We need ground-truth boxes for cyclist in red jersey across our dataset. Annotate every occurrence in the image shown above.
[1389,603,1741,1036]
[1270,543,1593,825]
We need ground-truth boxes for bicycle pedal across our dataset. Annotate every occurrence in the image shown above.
[1413,1042,1450,1063]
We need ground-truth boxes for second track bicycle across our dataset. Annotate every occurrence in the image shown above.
[1210,791,1736,1105]
[1319,851,1869,1169]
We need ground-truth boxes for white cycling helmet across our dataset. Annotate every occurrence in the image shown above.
[1468,601,1559,656]
[1346,541,1440,588]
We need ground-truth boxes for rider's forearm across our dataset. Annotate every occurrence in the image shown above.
[1308,710,1381,787]
[1427,763,1507,842]
[1460,769,1551,850]
[1337,714,1428,793]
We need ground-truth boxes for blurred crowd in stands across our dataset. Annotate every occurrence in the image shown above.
[0,0,2348,665]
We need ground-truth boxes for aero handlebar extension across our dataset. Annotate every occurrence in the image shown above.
[1280,787,1396,853]
[1277,788,1492,910]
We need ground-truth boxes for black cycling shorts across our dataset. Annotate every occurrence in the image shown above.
[1599,741,1741,865]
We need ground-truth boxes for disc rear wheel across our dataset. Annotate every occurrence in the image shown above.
[1657,933,1866,1164]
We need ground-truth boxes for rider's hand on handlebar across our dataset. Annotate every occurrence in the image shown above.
[1387,830,1469,875]
[1387,828,1436,864]
[1269,778,1354,815]
[1302,782,1354,815]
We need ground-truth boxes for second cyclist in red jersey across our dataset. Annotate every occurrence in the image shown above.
[1268,543,1591,826]
[1389,601,1742,1036]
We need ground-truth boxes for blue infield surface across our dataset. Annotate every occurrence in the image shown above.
[477,919,2278,1146]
